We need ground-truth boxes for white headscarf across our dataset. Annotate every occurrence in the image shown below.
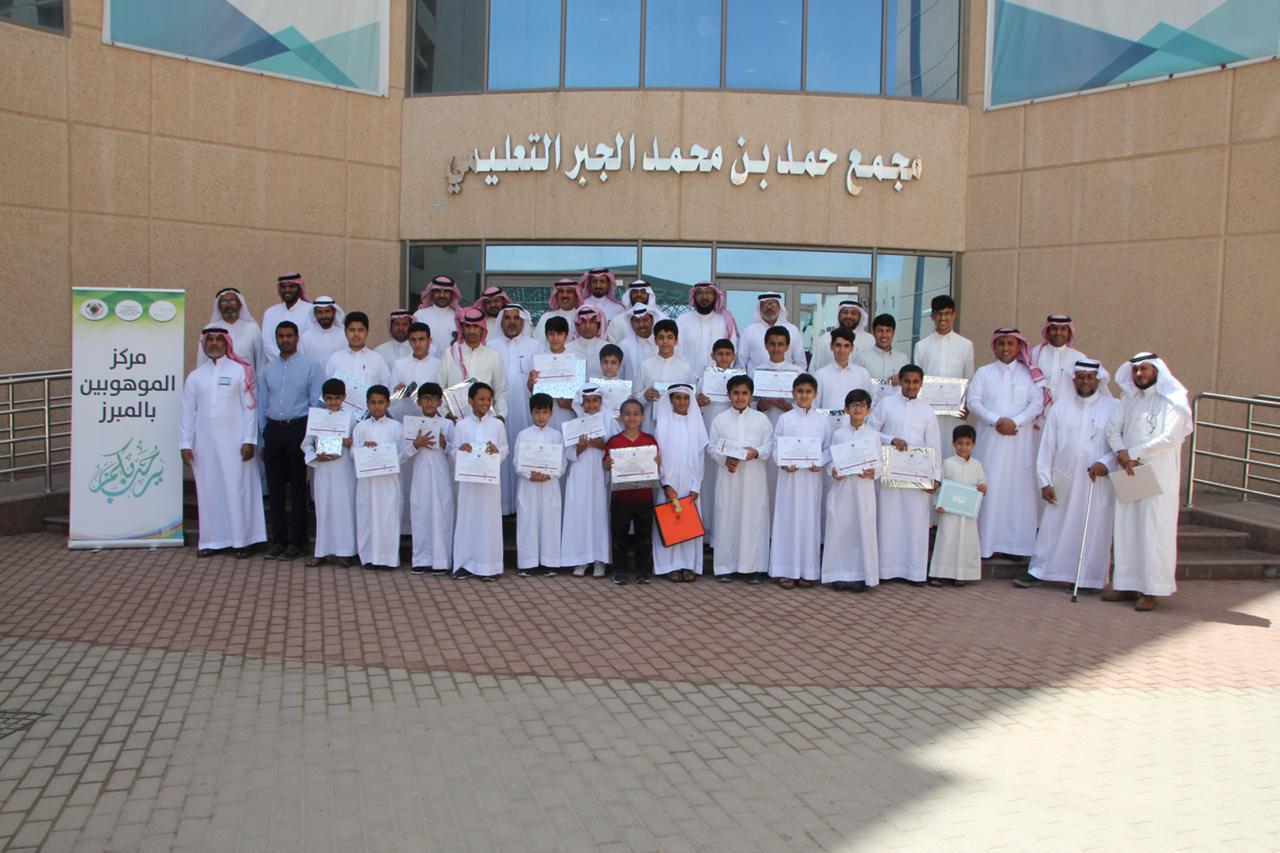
[571,383,604,418]
[208,287,257,326]
[497,303,533,340]
[835,299,869,335]
[653,382,708,489]
[1070,358,1113,399]
[753,292,790,326]
[624,279,670,321]
[1114,353,1193,438]
[311,295,345,326]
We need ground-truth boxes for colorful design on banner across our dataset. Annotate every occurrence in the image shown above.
[70,288,186,549]
[103,0,389,96]
[988,0,1280,108]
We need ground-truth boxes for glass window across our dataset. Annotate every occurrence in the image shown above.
[805,0,881,94]
[873,254,952,355]
[564,0,641,89]
[640,245,713,317]
[715,248,872,279]
[885,0,961,101]
[643,0,721,88]
[486,244,638,323]
[407,244,484,307]
[488,0,561,91]
[0,0,64,31]
[724,0,802,91]
[412,0,485,94]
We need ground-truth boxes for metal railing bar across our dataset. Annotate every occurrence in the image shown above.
[1193,421,1280,439]
[1191,479,1280,499]
[1192,449,1280,470]
[1245,474,1280,486]
[1196,392,1280,408]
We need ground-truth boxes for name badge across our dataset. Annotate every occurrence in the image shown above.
[217,376,232,386]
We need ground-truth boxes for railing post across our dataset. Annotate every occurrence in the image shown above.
[1243,401,1255,502]
[1185,394,1200,509]
[5,382,13,483]
[43,377,53,493]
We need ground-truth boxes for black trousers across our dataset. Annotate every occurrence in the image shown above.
[609,502,654,575]
[263,419,308,547]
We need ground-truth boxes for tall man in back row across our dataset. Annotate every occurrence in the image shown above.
[913,295,974,459]
[261,272,313,362]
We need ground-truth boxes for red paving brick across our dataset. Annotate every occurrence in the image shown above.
[1,532,1277,689]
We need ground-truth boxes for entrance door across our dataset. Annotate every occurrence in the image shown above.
[720,279,868,367]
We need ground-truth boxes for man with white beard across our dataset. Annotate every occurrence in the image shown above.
[1017,360,1118,591]
[200,287,263,373]
[739,293,806,374]
[490,304,540,514]
[412,275,463,357]
[577,267,626,325]
[261,272,314,362]
[374,309,414,371]
[606,280,668,342]
[298,296,347,366]
[677,281,738,376]
[810,300,874,371]
[1102,353,1193,612]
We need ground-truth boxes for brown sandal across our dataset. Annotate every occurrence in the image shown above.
[778,578,796,589]
[796,579,814,589]
[306,557,324,567]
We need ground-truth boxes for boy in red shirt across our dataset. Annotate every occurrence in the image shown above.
[604,398,660,585]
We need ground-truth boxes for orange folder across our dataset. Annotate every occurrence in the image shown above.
[653,496,705,547]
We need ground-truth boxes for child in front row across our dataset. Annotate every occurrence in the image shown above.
[451,382,508,581]
[401,382,453,575]
[929,424,987,586]
[821,389,881,592]
[514,393,563,577]
[604,399,658,585]
[351,384,403,570]
[302,378,356,568]
[769,373,830,589]
[696,338,736,543]
[561,385,616,577]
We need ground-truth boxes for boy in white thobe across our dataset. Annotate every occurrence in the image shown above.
[391,323,443,535]
[822,389,881,591]
[708,375,773,583]
[302,378,356,568]
[561,386,617,577]
[527,315,579,433]
[769,373,830,587]
[325,312,391,409]
[856,314,910,404]
[913,295,974,460]
[401,383,454,575]
[753,326,804,504]
[634,320,696,432]
[929,426,987,585]
[514,393,564,576]
[450,382,509,580]
[695,339,737,542]
[815,328,874,411]
[652,384,707,582]
[352,386,403,569]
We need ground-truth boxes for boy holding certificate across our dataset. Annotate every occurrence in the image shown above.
[451,382,508,580]
[707,374,773,583]
[769,374,830,589]
[561,386,616,577]
[696,339,737,542]
[634,320,695,431]
[929,425,987,586]
[754,326,804,503]
[526,316,577,430]
[351,385,403,570]
[821,389,881,591]
[302,378,356,568]
[603,399,659,585]
[513,393,563,577]
[401,383,453,575]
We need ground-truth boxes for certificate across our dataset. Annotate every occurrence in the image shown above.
[609,444,659,489]
[517,441,563,478]
[881,445,937,489]
[919,376,968,417]
[305,407,350,438]
[752,369,796,399]
[442,379,474,419]
[339,399,367,423]
[701,366,745,403]
[1108,463,1163,503]
[455,449,501,485]
[532,352,585,399]
[711,437,750,460]
[830,437,879,477]
[589,378,633,417]
[776,436,823,468]
[562,413,606,444]
[935,479,982,518]
[401,416,441,449]
[352,444,400,479]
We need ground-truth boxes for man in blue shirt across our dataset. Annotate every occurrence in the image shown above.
[257,320,324,559]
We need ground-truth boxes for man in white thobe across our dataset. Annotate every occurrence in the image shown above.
[535,279,583,342]
[490,304,541,514]
[261,272,314,362]
[1103,353,1192,612]
[440,306,510,419]
[740,292,807,374]
[412,275,463,358]
[180,327,267,557]
[299,296,347,366]
[1018,360,1118,591]
[856,313,910,404]
[578,267,626,325]
[969,328,1044,558]
[374,309,414,371]
[814,328,874,411]
[618,305,658,383]
[1030,314,1088,416]
[677,281,738,376]
[199,287,263,374]
[324,311,391,407]
[913,294,974,459]
[606,280,669,342]
[811,300,874,371]
[568,306,608,368]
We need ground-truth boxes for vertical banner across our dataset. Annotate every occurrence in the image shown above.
[70,288,186,549]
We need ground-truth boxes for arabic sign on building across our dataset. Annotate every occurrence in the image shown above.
[448,133,923,197]
[70,288,186,550]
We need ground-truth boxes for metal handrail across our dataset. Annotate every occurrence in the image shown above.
[1186,392,1280,507]
[0,370,72,492]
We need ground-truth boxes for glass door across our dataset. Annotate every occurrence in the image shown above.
[720,279,867,366]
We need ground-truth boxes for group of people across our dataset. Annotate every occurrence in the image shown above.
[179,270,1191,611]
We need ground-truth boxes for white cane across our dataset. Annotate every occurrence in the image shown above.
[1071,480,1096,603]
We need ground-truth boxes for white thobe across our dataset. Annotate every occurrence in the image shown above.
[708,407,773,574]
[400,414,454,570]
[606,303,668,342]
[697,376,730,541]
[582,296,625,325]
[969,360,1043,557]
[814,362,874,411]
[261,300,314,361]
[325,347,391,408]
[199,318,263,374]
[929,455,986,580]
[411,305,458,358]
[439,343,510,419]
[856,346,910,403]
[740,320,806,374]
[491,334,542,514]
[451,413,509,576]
[180,359,267,550]
[1032,343,1087,412]
[302,428,356,559]
[300,325,347,367]
[1107,388,1188,596]
[390,353,443,532]
[677,311,736,376]
[821,423,882,585]
[560,418,617,567]
[633,354,695,430]
[810,329,875,371]
[914,330,975,459]
[534,309,578,342]
[351,415,402,567]
[652,416,706,576]
[769,406,830,581]
[868,394,942,582]
[1030,393,1118,587]
[568,335,607,372]
[375,339,412,373]
[619,335,657,382]
[752,360,803,503]
[513,425,564,569]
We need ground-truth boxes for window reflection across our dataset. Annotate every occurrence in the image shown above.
[408,244,484,305]
[0,0,64,31]
[644,0,721,88]
[640,246,713,316]
[412,0,485,94]
[885,0,961,100]
[716,248,872,279]
[725,0,802,91]
[488,0,561,91]
[486,244,637,272]
[874,254,952,355]
[565,0,641,88]
[806,0,881,94]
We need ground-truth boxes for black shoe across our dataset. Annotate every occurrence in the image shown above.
[451,569,469,580]
[849,581,868,593]
[196,548,217,558]
[280,545,303,561]
[747,572,764,585]
[1012,572,1041,589]
[377,564,397,571]
[263,543,286,560]
[542,568,556,576]
[613,571,629,585]
[831,581,847,591]
[905,580,925,587]
[480,575,496,582]
[718,575,733,583]
[411,566,428,575]
[635,573,651,585]
[431,567,449,575]
[518,569,532,577]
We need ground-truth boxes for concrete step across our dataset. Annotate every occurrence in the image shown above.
[983,549,1280,581]
[1176,523,1250,552]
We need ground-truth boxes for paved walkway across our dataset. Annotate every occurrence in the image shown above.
[1,532,1278,851]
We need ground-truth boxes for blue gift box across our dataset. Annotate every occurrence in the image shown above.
[935,478,982,518]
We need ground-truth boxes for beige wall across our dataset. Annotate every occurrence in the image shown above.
[400,91,969,251]
[0,0,406,374]
[962,0,1280,402]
